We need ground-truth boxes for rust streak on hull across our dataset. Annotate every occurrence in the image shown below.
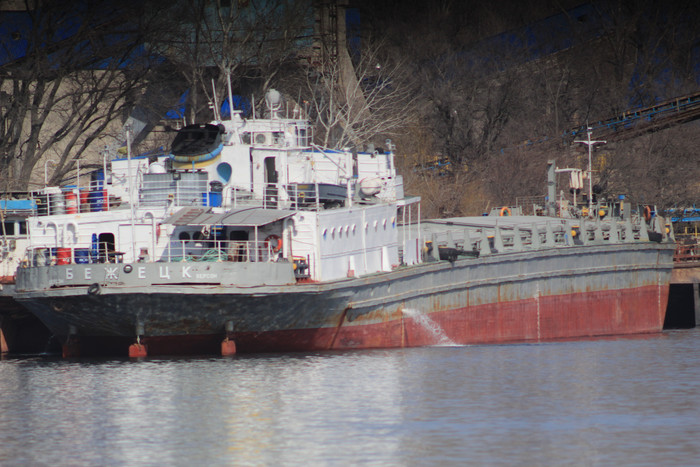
[50,284,668,357]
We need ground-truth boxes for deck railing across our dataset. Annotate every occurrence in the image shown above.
[161,239,279,263]
[414,216,671,262]
[22,239,283,267]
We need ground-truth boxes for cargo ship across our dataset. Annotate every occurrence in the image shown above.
[12,91,676,357]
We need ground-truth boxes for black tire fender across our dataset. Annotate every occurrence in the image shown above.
[87,283,101,296]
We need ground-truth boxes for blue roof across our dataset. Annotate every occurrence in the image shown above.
[0,199,36,211]
[0,4,156,69]
[0,11,31,66]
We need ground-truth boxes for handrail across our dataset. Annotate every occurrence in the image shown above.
[22,239,281,267]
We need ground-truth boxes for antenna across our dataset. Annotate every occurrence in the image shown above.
[211,79,220,121]
[226,69,234,122]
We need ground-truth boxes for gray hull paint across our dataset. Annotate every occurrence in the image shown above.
[15,242,676,350]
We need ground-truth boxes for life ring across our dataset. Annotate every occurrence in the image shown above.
[87,283,101,296]
[265,234,282,253]
[643,205,652,223]
[500,207,511,217]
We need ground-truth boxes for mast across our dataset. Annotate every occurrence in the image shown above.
[574,127,606,212]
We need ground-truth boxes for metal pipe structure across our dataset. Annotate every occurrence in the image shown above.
[574,127,606,213]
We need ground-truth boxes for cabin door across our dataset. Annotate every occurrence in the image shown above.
[97,232,115,263]
[264,157,278,207]
[228,230,249,262]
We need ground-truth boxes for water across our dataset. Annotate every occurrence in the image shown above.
[403,308,457,346]
[2,329,700,466]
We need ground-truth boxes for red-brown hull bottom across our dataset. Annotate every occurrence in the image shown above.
[69,284,668,357]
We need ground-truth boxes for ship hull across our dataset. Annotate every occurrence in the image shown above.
[15,242,675,356]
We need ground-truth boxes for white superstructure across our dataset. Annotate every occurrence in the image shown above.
[19,90,419,283]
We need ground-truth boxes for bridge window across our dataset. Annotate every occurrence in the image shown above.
[2,221,14,235]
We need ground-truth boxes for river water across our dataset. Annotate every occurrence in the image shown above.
[1,328,700,466]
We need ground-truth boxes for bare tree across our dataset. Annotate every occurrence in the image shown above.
[301,39,415,150]
[0,0,167,190]
[154,0,312,122]
[602,126,700,209]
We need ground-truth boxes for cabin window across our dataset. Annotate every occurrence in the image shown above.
[178,232,190,241]
[322,228,328,240]
[229,230,248,241]
[2,221,14,235]
[255,133,267,144]
[241,132,251,144]
[297,128,308,146]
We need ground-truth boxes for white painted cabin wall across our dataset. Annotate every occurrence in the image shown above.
[26,207,170,265]
[284,151,350,185]
[312,203,399,281]
[110,157,150,205]
[222,146,252,189]
[286,211,318,278]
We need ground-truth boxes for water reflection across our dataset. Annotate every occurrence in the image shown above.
[1,331,700,465]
